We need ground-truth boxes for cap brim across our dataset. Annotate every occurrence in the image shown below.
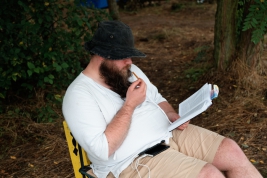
[84,41,146,60]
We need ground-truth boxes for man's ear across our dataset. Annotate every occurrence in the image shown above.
[91,55,104,64]
[97,55,105,62]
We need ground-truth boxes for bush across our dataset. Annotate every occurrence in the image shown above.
[0,0,111,121]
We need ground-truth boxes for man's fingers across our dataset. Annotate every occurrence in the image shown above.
[131,79,145,90]
[129,79,140,90]
[177,121,190,130]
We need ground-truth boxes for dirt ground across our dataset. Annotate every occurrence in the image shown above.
[1,1,267,177]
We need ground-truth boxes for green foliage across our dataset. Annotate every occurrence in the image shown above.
[184,46,211,81]
[170,3,184,12]
[193,46,210,63]
[241,0,267,44]
[237,0,247,38]
[0,0,111,121]
[184,68,207,81]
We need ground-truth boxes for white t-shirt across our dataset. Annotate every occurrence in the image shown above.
[62,64,172,177]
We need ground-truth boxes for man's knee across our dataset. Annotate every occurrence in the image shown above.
[219,138,246,159]
[213,138,248,170]
[197,163,225,178]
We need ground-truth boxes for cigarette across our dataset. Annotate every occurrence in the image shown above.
[132,72,139,79]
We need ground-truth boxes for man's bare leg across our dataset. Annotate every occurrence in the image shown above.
[197,163,225,178]
[212,138,262,178]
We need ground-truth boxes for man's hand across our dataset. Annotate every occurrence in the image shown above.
[105,79,147,156]
[177,121,190,130]
[167,111,189,130]
[125,78,147,108]
[158,101,190,131]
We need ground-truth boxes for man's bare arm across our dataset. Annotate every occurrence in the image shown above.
[105,79,147,156]
[105,104,134,157]
[158,101,179,122]
[158,101,189,130]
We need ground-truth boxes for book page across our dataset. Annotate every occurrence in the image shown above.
[168,100,212,131]
[179,83,211,117]
[167,83,213,132]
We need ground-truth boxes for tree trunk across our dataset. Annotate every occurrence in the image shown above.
[214,0,238,71]
[214,0,265,89]
[237,1,262,71]
[107,0,120,20]
[238,29,262,69]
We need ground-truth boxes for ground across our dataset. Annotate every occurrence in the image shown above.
[0,1,267,177]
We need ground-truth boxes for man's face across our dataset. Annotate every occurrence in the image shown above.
[99,58,132,98]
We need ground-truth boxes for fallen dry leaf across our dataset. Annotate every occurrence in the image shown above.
[250,159,256,163]
[10,156,16,160]
[28,163,34,168]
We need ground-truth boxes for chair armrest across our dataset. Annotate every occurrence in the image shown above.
[79,166,96,178]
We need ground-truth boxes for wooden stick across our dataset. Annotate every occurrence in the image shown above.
[132,72,139,79]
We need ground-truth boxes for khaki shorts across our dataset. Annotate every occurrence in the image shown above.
[89,124,225,178]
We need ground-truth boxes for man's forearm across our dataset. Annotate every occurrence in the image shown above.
[158,101,179,122]
[159,101,190,131]
[104,103,134,156]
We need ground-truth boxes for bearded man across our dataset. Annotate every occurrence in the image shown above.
[62,20,262,178]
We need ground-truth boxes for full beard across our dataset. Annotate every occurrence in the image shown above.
[99,60,132,99]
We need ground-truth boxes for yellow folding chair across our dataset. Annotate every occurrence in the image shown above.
[63,121,95,178]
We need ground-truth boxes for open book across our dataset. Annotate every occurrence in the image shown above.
[168,83,219,132]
